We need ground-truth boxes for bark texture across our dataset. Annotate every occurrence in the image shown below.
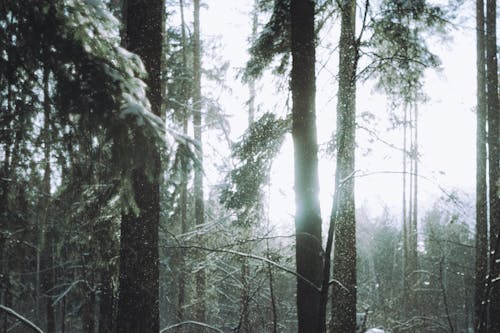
[331,1,357,332]
[474,0,488,331]
[486,0,500,330]
[116,1,164,332]
[290,1,323,333]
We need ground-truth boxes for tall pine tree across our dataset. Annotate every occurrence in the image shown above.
[116,1,165,332]
[290,1,323,332]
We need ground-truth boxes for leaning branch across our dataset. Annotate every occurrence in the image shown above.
[0,305,44,333]
[160,320,224,333]
[163,244,326,292]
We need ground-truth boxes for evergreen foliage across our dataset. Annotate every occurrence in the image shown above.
[244,0,290,81]
[221,113,289,223]
[368,0,448,102]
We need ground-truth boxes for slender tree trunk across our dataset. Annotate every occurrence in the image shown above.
[61,294,66,333]
[238,258,251,333]
[41,67,56,333]
[82,285,96,333]
[248,0,258,125]
[474,1,488,331]
[193,1,206,330]
[98,266,114,333]
[0,83,11,333]
[401,103,410,317]
[266,244,278,333]
[330,1,357,332]
[237,4,259,332]
[290,1,323,333]
[486,0,500,330]
[408,103,419,315]
[176,1,189,331]
[412,104,418,254]
[116,1,164,332]
[440,258,455,333]
[407,105,414,313]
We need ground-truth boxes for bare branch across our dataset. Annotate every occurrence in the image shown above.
[160,320,224,333]
[163,244,322,292]
[0,305,44,333]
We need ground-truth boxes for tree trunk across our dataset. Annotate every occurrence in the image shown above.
[237,4,259,332]
[290,1,323,333]
[266,244,278,333]
[192,1,206,331]
[401,103,409,317]
[82,287,96,333]
[98,267,114,333]
[248,0,258,125]
[408,103,419,315]
[474,0,488,331]
[486,0,500,330]
[176,1,189,331]
[330,0,357,332]
[116,1,164,332]
[41,67,56,333]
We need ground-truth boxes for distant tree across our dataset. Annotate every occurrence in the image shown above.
[368,0,449,321]
[420,196,475,333]
[192,1,207,331]
[176,0,191,330]
[40,67,56,333]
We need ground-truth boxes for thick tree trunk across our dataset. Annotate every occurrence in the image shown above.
[116,1,164,332]
[486,0,500,330]
[290,1,323,333]
[330,0,357,332]
[474,0,488,331]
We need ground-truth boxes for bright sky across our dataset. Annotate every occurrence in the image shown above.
[196,0,478,231]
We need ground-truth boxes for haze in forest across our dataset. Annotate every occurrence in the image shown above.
[200,0,476,223]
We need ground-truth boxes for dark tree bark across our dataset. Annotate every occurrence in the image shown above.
[290,1,323,333]
[116,1,164,332]
[192,1,206,331]
[474,0,488,331]
[330,0,357,332]
[97,220,115,333]
[82,286,96,333]
[486,0,499,330]
[98,267,114,333]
